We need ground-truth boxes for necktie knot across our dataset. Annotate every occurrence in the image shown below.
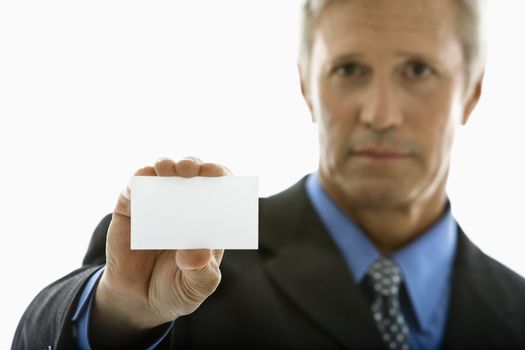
[368,257,402,297]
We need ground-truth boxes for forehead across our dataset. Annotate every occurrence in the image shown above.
[312,0,462,62]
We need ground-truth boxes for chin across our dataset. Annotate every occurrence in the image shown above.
[336,175,414,210]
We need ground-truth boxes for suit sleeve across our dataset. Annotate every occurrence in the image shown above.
[11,214,112,350]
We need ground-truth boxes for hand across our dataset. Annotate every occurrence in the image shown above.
[91,157,230,347]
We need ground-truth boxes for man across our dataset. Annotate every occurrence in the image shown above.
[13,0,525,349]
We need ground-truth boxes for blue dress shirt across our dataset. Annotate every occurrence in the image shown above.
[73,173,457,349]
[306,173,457,350]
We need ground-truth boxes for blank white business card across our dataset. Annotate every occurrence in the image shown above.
[130,176,258,249]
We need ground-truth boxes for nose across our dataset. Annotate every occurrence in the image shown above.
[359,77,403,131]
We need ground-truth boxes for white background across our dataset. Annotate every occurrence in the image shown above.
[0,1,524,347]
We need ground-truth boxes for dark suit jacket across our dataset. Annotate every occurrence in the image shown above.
[12,177,525,349]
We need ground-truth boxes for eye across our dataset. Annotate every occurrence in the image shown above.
[403,61,433,80]
[335,62,367,78]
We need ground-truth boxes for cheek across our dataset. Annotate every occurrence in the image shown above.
[317,91,358,160]
[409,94,459,168]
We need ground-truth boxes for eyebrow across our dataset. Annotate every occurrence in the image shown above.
[394,51,439,62]
[329,53,366,65]
[329,51,444,68]
[394,51,447,70]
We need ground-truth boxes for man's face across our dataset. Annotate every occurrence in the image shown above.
[303,0,481,210]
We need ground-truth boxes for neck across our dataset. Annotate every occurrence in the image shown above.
[319,175,448,254]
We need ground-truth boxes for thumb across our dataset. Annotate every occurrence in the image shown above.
[176,249,212,270]
[176,249,222,297]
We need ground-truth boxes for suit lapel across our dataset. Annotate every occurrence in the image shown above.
[441,230,520,349]
[261,178,386,349]
[260,178,521,348]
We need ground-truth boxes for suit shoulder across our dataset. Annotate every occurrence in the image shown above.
[483,252,525,293]
[260,177,308,215]
[461,234,525,316]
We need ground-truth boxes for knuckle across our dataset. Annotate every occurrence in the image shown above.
[187,266,222,296]
[184,156,203,164]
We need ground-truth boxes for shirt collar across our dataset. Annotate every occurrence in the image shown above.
[305,173,457,332]
[306,173,380,281]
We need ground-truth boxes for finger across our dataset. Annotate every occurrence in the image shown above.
[175,158,201,178]
[115,166,156,217]
[123,166,156,199]
[154,158,178,177]
[198,163,231,177]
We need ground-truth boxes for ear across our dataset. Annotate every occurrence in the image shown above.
[298,64,315,123]
[462,71,484,125]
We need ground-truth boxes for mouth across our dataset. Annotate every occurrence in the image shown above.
[351,148,411,161]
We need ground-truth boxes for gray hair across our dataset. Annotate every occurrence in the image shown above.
[298,0,487,95]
